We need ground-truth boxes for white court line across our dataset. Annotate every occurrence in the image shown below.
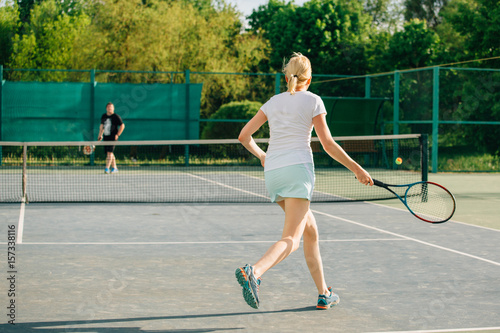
[4,238,407,246]
[189,175,500,267]
[15,175,499,268]
[17,198,25,244]
[366,326,500,333]
[185,173,269,199]
[312,209,500,267]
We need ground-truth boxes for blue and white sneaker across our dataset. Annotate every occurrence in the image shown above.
[105,168,110,174]
[110,167,118,174]
[317,287,340,310]
[235,264,261,309]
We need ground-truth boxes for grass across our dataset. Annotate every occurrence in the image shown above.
[438,153,500,172]
[438,145,500,172]
[0,155,259,167]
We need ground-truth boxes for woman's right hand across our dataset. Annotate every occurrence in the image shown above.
[354,168,374,186]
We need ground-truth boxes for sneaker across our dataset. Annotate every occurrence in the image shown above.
[316,287,340,310]
[235,264,261,309]
[110,168,118,174]
[105,168,110,174]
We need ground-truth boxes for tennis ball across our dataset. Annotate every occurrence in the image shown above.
[395,157,403,165]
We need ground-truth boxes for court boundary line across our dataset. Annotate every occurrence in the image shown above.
[185,173,269,199]
[367,201,500,233]
[312,209,500,267]
[1,238,408,246]
[365,326,500,333]
[17,198,25,244]
[14,176,499,266]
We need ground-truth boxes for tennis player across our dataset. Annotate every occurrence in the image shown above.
[236,53,374,310]
[97,102,125,174]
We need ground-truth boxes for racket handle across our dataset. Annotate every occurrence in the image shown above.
[355,176,382,187]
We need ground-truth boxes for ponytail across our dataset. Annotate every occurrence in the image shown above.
[288,74,299,95]
[283,53,312,95]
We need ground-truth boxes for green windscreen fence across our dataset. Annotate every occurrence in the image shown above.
[1,81,202,141]
[322,97,389,136]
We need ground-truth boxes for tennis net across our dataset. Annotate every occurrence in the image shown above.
[0,134,427,203]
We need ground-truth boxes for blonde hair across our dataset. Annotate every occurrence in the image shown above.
[283,52,312,95]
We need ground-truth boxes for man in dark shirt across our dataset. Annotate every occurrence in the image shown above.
[98,102,125,174]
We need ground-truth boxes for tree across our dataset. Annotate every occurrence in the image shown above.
[7,0,90,79]
[443,0,500,64]
[385,19,440,70]
[404,0,449,28]
[439,0,500,155]
[73,0,268,117]
[247,0,373,76]
[0,4,19,66]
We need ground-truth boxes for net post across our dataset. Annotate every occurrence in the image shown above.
[421,133,429,182]
[22,144,27,203]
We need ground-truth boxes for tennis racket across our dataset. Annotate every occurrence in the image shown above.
[373,179,456,223]
[82,145,95,155]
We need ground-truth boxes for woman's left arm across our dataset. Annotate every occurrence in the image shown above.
[238,110,268,167]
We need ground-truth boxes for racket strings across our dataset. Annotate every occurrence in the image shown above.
[405,183,455,222]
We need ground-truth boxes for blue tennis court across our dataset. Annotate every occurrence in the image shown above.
[1,198,499,332]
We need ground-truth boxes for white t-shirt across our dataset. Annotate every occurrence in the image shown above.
[261,90,327,171]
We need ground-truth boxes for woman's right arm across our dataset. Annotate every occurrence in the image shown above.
[312,113,373,186]
[238,110,268,167]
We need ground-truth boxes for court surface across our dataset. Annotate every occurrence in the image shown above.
[1,198,499,333]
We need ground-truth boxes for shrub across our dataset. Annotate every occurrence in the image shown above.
[201,100,269,139]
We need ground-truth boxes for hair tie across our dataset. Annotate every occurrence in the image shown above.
[292,74,298,78]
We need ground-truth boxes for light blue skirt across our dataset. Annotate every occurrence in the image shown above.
[264,163,315,202]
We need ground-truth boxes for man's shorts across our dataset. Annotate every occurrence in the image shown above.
[103,136,116,153]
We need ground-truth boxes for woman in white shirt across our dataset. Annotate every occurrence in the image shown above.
[236,53,373,310]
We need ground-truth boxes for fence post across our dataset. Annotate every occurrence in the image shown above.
[365,76,371,98]
[90,69,96,166]
[393,71,400,135]
[185,69,190,167]
[275,73,281,95]
[0,65,3,165]
[432,66,439,173]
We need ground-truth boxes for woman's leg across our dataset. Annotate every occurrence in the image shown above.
[252,197,310,278]
[302,210,329,295]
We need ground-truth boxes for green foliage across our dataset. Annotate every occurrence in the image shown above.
[7,0,90,80]
[386,19,440,69]
[444,0,500,65]
[404,0,449,28]
[70,0,267,117]
[0,4,19,65]
[454,73,500,155]
[201,101,268,139]
[248,0,373,75]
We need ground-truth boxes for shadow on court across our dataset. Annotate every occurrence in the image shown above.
[0,306,316,332]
